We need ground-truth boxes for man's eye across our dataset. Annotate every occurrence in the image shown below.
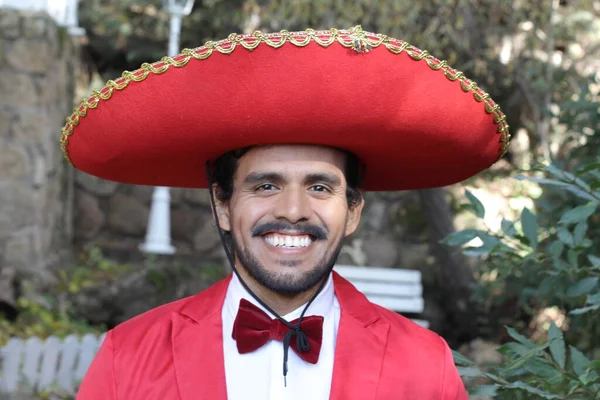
[257,184,276,191]
[310,185,329,192]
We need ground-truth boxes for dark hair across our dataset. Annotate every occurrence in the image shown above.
[211,146,364,209]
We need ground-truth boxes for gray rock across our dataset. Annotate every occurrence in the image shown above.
[75,171,119,196]
[12,111,48,145]
[6,38,53,74]
[184,188,212,206]
[0,71,37,107]
[0,10,21,39]
[22,14,47,38]
[0,110,10,138]
[108,193,149,236]
[130,185,153,205]
[0,266,17,309]
[3,233,32,270]
[74,189,105,239]
[362,235,400,268]
[362,200,388,232]
[193,219,221,253]
[0,143,29,180]
[171,209,202,241]
[0,182,35,234]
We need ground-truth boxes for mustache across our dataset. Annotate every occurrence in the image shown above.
[251,220,328,240]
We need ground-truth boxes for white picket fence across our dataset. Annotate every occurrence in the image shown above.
[0,333,105,394]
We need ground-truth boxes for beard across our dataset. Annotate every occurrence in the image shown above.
[232,234,344,297]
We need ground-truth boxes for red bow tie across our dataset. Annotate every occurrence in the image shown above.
[232,298,324,364]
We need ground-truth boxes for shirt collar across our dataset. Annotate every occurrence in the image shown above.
[225,271,335,321]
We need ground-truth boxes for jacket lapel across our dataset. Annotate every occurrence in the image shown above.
[171,276,232,400]
[330,272,390,400]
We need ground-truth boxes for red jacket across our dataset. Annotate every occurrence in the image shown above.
[77,272,468,399]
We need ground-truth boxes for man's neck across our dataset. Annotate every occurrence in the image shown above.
[235,268,325,316]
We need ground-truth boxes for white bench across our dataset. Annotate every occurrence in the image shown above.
[333,265,429,328]
[0,266,427,393]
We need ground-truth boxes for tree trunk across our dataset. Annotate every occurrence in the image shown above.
[418,188,478,346]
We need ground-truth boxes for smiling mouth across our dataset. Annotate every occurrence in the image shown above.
[262,233,314,249]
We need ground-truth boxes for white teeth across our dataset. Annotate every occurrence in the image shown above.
[264,234,313,248]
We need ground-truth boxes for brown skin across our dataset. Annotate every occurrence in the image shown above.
[214,145,364,316]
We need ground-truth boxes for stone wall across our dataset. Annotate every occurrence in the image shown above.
[74,178,226,264]
[0,9,78,279]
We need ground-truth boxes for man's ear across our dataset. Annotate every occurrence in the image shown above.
[344,195,365,237]
[211,183,231,232]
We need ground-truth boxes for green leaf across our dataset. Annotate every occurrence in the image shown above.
[524,358,562,379]
[501,343,549,373]
[514,175,570,187]
[521,208,538,248]
[567,277,599,297]
[515,175,598,201]
[452,350,475,366]
[537,277,556,296]
[559,203,597,225]
[503,381,562,398]
[457,366,485,378]
[465,190,485,218]
[589,255,600,267]
[587,292,600,305]
[573,221,588,247]
[557,226,574,247]
[441,229,480,247]
[463,231,504,256]
[567,249,580,268]
[548,323,566,369]
[587,360,600,374]
[547,241,564,259]
[470,385,498,396]
[570,345,591,377]
[569,304,600,315]
[498,342,532,357]
[501,218,517,237]
[505,326,536,349]
[576,162,600,176]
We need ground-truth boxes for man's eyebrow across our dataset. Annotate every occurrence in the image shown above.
[304,173,342,187]
[243,172,285,185]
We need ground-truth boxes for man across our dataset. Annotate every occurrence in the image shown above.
[64,26,509,399]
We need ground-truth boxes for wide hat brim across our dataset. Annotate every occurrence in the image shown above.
[60,26,510,191]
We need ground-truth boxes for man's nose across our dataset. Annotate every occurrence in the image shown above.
[272,186,312,223]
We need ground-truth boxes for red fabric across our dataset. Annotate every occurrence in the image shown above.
[232,298,323,363]
[76,273,469,399]
[63,28,508,191]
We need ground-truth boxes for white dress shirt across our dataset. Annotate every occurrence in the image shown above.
[222,273,340,400]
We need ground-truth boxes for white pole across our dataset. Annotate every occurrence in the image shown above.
[140,7,185,255]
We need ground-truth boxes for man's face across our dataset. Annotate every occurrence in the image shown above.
[215,145,364,296]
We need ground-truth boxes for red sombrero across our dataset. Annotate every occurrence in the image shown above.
[60,26,510,191]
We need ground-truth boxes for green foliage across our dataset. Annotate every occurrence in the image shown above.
[454,322,600,399]
[446,160,600,398]
[0,247,129,346]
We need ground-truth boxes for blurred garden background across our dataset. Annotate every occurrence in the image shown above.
[0,0,599,398]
